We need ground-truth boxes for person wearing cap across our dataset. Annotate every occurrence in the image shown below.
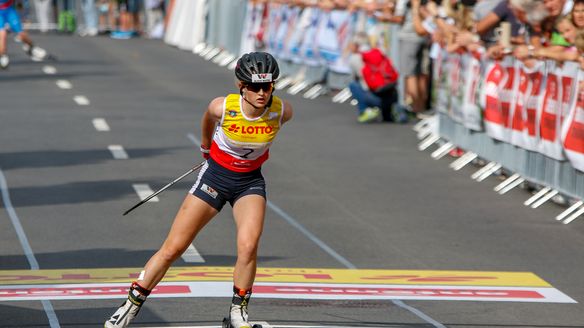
[104,52,293,328]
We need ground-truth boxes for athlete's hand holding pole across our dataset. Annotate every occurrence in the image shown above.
[123,161,206,216]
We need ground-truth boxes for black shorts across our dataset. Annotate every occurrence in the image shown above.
[189,158,266,211]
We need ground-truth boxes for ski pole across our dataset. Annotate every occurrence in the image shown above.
[123,161,206,216]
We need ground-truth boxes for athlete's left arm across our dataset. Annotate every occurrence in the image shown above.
[282,100,294,124]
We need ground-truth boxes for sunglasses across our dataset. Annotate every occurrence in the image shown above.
[244,83,274,93]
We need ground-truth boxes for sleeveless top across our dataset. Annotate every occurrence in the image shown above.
[0,0,14,10]
[210,94,285,172]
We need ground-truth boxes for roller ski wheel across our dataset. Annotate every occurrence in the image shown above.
[221,317,262,328]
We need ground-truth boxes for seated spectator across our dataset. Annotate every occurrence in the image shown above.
[347,37,405,123]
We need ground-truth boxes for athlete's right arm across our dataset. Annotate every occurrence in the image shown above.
[200,97,224,150]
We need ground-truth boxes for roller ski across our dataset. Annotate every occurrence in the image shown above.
[222,287,262,328]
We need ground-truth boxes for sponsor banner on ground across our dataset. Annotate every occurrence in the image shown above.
[0,267,551,287]
[0,282,575,303]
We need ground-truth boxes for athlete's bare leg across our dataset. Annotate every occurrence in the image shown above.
[0,30,7,54]
[139,194,218,290]
[232,194,266,289]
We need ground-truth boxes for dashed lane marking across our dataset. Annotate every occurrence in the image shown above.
[108,145,129,159]
[93,118,110,131]
[132,184,159,202]
[55,79,72,89]
[43,65,57,74]
[73,95,90,106]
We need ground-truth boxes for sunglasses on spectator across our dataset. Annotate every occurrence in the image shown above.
[244,83,274,93]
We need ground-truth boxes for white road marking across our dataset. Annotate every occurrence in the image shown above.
[132,184,159,202]
[181,244,205,263]
[108,145,129,159]
[0,169,61,328]
[55,79,72,89]
[73,95,90,106]
[93,118,110,131]
[43,65,57,74]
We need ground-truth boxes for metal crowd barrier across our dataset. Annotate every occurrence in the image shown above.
[415,54,584,225]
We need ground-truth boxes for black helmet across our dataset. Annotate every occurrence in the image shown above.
[235,52,280,84]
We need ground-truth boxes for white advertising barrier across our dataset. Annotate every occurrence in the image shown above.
[315,10,353,74]
[509,60,545,151]
[325,10,354,74]
[562,71,584,172]
[277,5,303,61]
[482,60,507,141]
[297,8,322,66]
[164,0,191,47]
[461,53,483,131]
[286,7,313,64]
[448,53,464,124]
[481,57,518,143]
[240,1,265,55]
[163,0,181,46]
[434,47,450,115]
[188,0,208,53]
[178,0,205,51]
[266,3,284,55]
[539,61,565,160]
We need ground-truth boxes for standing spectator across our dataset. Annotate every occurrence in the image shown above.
[390,0,431,114]
[111,0,142,38]
[145,0,164,38]
[32,0,52,32]
[80,0,98,36]
[97,0,111,33]
[57,0,76,33]
[474,0,524,45]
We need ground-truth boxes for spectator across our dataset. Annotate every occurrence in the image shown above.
[80,0,98,36]
[32,0,52,32]
[348,36,404,123]
[97,0,112,33]
[571,0,584,27]
[474,0,524,45]
[145,0,164,38]
[0,0,52,69]
[392,0,431,114]
[530,16,581,60]
[111,0,142,39]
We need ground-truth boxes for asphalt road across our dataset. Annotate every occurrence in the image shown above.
[1,33,584,328]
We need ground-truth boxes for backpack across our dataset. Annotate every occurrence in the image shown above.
[361,48,399,93]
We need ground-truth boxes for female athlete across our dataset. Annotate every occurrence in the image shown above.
[105,52,293,328]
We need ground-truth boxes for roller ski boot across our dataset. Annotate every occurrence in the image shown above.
[0,55,8,69]
[104,282,150,328]
[222,287,262,328]
[22,44,57,62]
